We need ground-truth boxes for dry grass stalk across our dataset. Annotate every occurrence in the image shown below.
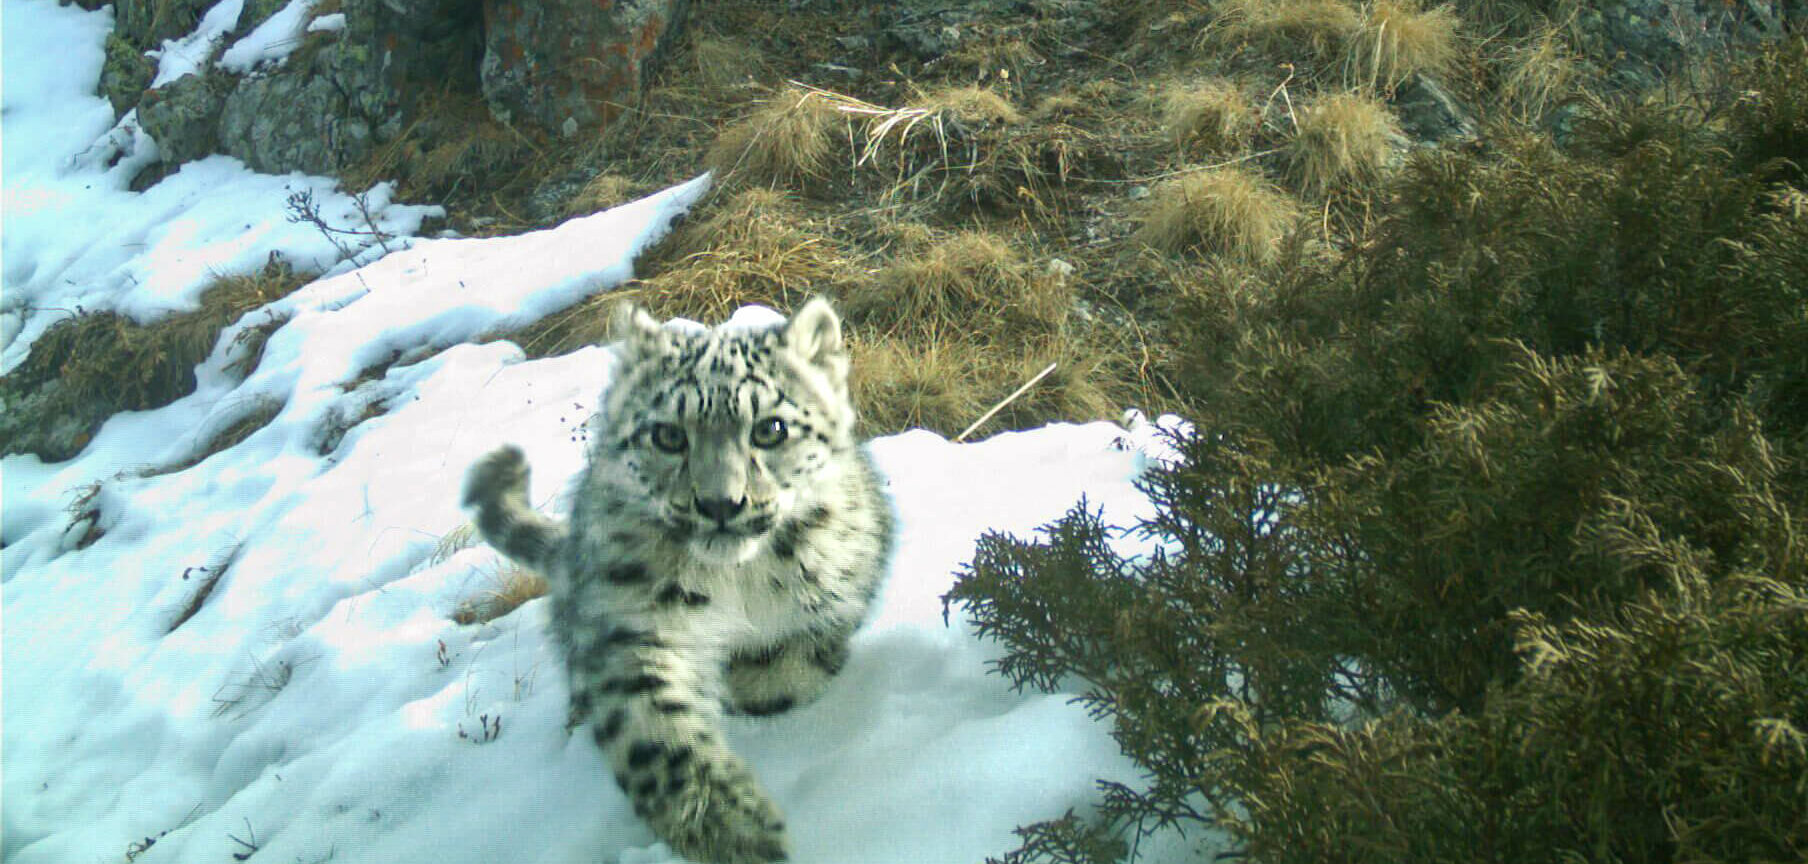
[1287,90,1400,194]
[852,326,1131,439]
[432,523,480,566]
[1162,79,1256,155]
[1137,165,1300,263]
[453,564,549,625]
[957,362,1058,442]
[1347,0,1460,93]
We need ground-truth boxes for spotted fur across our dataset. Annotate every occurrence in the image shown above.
[462,298,893,864]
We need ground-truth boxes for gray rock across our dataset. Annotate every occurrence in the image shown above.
[99,33,157,116]
[137,70,236,166]
[211,0,491,175]
[1393,75,1477,144]
[217,35,386,175]
[480,0,688,136]
[1570,0,1803,89]
[112,0,217,50]
[0,379,107,463]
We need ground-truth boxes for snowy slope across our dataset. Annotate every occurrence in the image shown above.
[1,1,1197,862]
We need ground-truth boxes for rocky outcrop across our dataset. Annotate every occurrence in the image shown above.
[109,0,687,179]
[480,0,687,137]
[1392,75,1476,144]
[99,33,156,115]
[137,69,235,165]
[109,0,216,49]
[1570,0,1806,87]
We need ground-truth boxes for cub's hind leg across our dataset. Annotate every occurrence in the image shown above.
[726,625,854,717]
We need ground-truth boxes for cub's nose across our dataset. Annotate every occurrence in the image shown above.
[694,496,747,525]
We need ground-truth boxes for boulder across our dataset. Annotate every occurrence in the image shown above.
[111,0,216,49]
[480,0,687,137]
[1571,0,1806,88]
[1393,75,1477,144]
[137,69,236,165]
[215,0,481,175]
[99,33,157,115]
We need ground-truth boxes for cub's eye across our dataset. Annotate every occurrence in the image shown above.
[648,423,688,454]
[750,417,788,449]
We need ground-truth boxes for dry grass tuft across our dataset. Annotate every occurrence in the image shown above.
[452,564,549,625]
[847,230,1069,336]
[432,523,480,566]
[852,329,1128,439]
[852,332,991,436]
[1347,0,1461,93]
[1,259,309,460]
[512,188,860,356]
[1287,90,1400,194]
[1495,20,1585,123]
[564,173,642,217]
[691,36,771,92]
[911,85,1024,127]
[1219,0,1362,67]
[148,396,285,476]
[707,86,847,189]
[1162,79,1256,155]
[1138,166,1300,263]
[350,90,535,203]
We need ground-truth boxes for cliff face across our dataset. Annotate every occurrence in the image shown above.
[98,0,687,180]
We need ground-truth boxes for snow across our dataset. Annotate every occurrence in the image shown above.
[306,12,346,33]
[1,0,441,376]
[147,0,245,87]
[220,0,318,73]
[1,0,1214,861]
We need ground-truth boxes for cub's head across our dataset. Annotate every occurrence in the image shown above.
[598,298,855,558]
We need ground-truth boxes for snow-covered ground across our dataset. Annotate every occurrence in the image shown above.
[1,1,1201,862]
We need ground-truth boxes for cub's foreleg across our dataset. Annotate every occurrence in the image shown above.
[462,445,566,573]
[565,603,790,863]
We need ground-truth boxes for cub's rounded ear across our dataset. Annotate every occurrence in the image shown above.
[610,301,668,361]
[783,296,845,374]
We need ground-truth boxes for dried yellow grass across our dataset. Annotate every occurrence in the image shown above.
[1162,79,1255,155]
[1287,91,1400,194]
[1138,165,1300,264]
[852,329,1125,439]
[515,188,858,355]
[852,331,991,436]
[452,564,549,625]
[707,86,846,188]
[691,36,770,92]
[1498,21,1585,122]
[1348,0,1461,93]
[847,230,1069,335]
[565,173,640,217]
[911,85,1023,126]
[1220,0,1362,64]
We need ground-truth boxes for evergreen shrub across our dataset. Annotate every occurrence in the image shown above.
[944,38,1808,864]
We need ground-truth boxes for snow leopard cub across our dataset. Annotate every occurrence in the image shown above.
[462,297,893,864]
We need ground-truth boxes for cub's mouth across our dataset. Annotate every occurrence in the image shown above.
[665,511,775,542]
